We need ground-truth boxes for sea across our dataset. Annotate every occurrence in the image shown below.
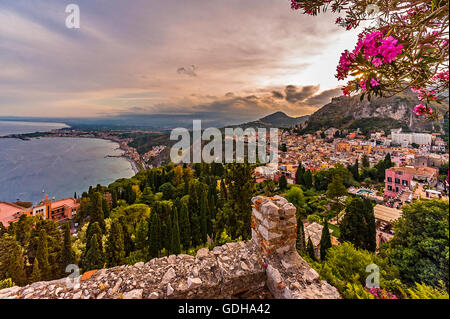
[0,121,136,204]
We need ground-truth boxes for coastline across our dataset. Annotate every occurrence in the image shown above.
[125,157,141,175]
[2,132,144,176]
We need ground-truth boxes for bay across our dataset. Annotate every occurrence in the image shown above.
[0,122,135,204]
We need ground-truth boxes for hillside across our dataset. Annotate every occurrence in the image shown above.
[302,91,449,134]
[234,111,309,129]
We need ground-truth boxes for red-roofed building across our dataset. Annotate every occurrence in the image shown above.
[0,195,79,228]
[0,202,30,227]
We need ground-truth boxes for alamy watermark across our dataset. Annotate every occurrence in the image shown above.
[365,264,380,288]
[65,4,80,29]
[170,120,279,164]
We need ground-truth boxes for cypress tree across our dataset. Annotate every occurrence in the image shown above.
[340,198,376,252]
[304,170,313,189]
[135,218,149,252]
[296,218,306,254]
[30,258,41,283]
[319,222,332,261]
[105,219,125,267]
[295,165,304,185]
[148,212,161,258]
[179,203,191,250]
[171,208,181,255]
[224,162,255,239]
[102,198,110,219]
[119,217,134,257]
[84,234,104,271]
[362,154,370,168]
[111,189,118,209]
[190,209,201,247]
[36,229,51,281]
[279,174,288,190]
[307,237,316,261]
[7,245,26,286]
[61,223,75,275]
[84,222,103,258]
[199,192,208,243]
[384,153,393,168]
[90,192,105,232]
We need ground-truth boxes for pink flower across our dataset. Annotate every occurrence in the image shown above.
[372,57,383,67]
[370,78,380,87]
[413,104,433,116]
[360,79,367,91]
[342,86,351,96]
[379,36,403,63]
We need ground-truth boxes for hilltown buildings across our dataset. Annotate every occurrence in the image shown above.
[0,195,79,228]
[384,166,440,198]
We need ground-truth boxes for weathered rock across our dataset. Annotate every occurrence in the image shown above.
[161,268,176,284]
[123,289,143,299]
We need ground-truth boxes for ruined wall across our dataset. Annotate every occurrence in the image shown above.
[0,196,340,299]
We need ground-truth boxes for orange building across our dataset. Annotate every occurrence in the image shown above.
[0,195,79,228]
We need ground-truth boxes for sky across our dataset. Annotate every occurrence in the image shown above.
[0,0,360,122]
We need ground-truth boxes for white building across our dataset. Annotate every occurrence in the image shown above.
[391,133,432,146]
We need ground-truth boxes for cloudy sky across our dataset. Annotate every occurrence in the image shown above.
[0,0,360,121]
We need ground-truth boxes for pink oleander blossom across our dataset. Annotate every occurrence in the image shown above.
[360,79,367,91]
[370,78,380,87]
[367,287,398,299]
[379,36,404,63]
[413,104,433,116]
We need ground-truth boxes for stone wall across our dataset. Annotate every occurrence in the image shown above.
[0,196,340,299]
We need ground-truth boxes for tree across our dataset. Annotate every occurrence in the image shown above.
[388,199,449,288]
[179,203,191,250]
[30,258,41,283]
[223,163,255,240]
[0,222,7,238]
[90,192,105,232]
[362,154,370,168]
[111,189,118,209]
[279,175,288,190]
[83,234,104,271]
[105,219,125,267]
[296,218,306,254]
[303,170,313,189]
[190,209,202,247]
[285,186,305,216]
[171,208,181,255]
[102,198,110,219]
[319,242,397,299]
[199,192,208,243]
[159,182,176,200]
[307,237,316,261]
[320,222,332,261]
[326,174,347,213]
[7,244,26,286]
[135,218,149,253]
[119,216,134,257]
[295,164,305,185]
[291,1,449,119]
[60,223,75,275]
[36,229,51,281]
[340,198,376,252]
[384,153,394,169]
[148,212,161,258]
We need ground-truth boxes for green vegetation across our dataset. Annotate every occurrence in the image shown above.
[387,199,449,288]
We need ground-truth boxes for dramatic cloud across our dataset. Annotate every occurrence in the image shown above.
[177,65,197,77]
[0,0,359,118]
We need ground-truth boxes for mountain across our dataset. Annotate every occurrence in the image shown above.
[302,91,449,134]
[235,111,310,129]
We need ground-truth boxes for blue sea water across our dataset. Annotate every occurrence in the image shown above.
[0,120,69,136]
[0,122,135,204]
